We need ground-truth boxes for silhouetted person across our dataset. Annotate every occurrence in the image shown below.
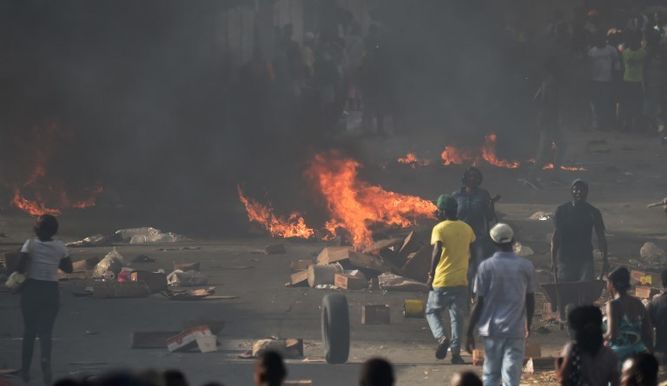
[557,306,620,386]
[534,57,565,174]
[605,267,653,364]
[163,370,189,386]
[254,351,287,386]
[620,32,647,132]
[621,353,659,386]
[552,179,608,284]
[647,268,667,365]
[588,33,620,131]
[359,358,395,386]
[16,214,73,384]
[450,371,483,386]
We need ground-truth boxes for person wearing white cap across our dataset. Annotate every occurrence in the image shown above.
[466,223,536,386]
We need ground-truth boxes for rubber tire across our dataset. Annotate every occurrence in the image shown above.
[321,294,350,364]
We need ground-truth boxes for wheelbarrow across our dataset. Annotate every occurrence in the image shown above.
[540,280,606,321]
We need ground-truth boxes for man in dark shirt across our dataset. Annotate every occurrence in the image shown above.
[551,179,608,282]
[452,167,496,292]
[647,268,667,365]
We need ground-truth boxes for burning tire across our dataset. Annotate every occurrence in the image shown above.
[321,294,350,364]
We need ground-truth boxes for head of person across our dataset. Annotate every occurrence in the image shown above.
[621,353,659,386]
[570,179,589,204]
[34,214,58,241]
[450,371,482,386]
[435,194,458,221]
[359,358,394,386]
[568,305,604,355]
[607,266,631,296]
[490,223,514,252]
[254,351,287,386]
[462,166,483,190]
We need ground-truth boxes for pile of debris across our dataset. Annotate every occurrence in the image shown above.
[288,231,431,292]
[67,227,188,248]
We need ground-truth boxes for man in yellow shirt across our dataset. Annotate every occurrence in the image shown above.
[426,194,476,363]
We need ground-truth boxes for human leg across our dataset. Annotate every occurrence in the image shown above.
[482,337,503,386]
[37,283,59,384]
[501,338,526,386]
[447,287,469,357]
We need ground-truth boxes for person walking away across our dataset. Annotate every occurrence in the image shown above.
[621,353,659,386]
[254,351,287,386]
[552,179,608,284]
[359,358,395,386]
[647,268,667,366]
[452,167,496,293]
[588,33,621,131]
[534,57,566,176]
[466,223,536,386]
[15,214,73,384]
[620,33,647,132]
[605,267,653,365]
[556,306,620,386]
[426,195,476,364]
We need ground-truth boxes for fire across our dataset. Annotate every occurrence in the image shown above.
[481,134,520,169]
[7,122,104,216]
[440,133,519,169]
[237,186,315,239]
[397,153,430,168]
[306,152,436,249]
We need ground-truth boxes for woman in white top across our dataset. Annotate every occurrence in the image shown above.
[15,214,72,384]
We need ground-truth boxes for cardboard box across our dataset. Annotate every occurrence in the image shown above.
[289,271,309,286]
[130,271,167,292]
[316,247,353,265]
[166,326,214,352]
[362,305,391,325]
[635,286,652,299]
[290,259,313,272]
[334,272,367,290]
[631,270,653,286]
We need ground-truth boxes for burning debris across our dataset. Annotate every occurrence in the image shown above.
[396,152,430,168]
[237,186,315,240]
[238,152,436,250]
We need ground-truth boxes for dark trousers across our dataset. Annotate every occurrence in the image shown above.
[590,81,615,130]
[20,279,59,375]
[620,81,644,131]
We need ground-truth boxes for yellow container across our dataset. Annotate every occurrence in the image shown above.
[403,299,425,318]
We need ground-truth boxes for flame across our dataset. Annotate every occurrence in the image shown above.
[441,146,476,166]
[481,134,520,169]
[306,152,436,249]
[237,186,315,239]
[397,153,430,168]
[8,122,103,216]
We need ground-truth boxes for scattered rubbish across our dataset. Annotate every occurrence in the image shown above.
[362,304,391,325]
[92,281,150,299]
[115,227,187,244]
[316,247,354,265]
[334,270,368,290]
[646,197,667,209]
[523,357,556,374]
[362,238,403,255]
[314,284,337,289]
[640,242,666,264]
[290,259,313,272]
[131,255,155,264]
[398,231,421,257]
[92,248,125,279]
[288,271,309,287]
[264,243,286,255]
[513,242,534,257]
[378,273,428,292]
[307,264,343,288]
[72,257,101,272]
[166,326,218,353]
[130,271,167,293]
[250,337,304,359]
[164,287,218,300]
[528,211,552,221]
[403,299,425,318]
[66,234,113,248]
[173,262,200,272]
[167,270,208,287]
[517,178,541,191]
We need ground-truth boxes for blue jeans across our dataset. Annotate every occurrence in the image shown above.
[425,286,468,355]
[482,336,525,386]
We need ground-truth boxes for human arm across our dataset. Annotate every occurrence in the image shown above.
[555,343,572,384]
[605,301,617,343]
[551,229,560,282]
[593,211,608,278]
[427,241,442,289]
[526,293,535,336]
[59,257,73,274]
[466,296,484,354]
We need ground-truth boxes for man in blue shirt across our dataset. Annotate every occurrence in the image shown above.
[466,223,536,386]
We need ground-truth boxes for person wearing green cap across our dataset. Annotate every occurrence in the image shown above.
[426,194,476,364]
